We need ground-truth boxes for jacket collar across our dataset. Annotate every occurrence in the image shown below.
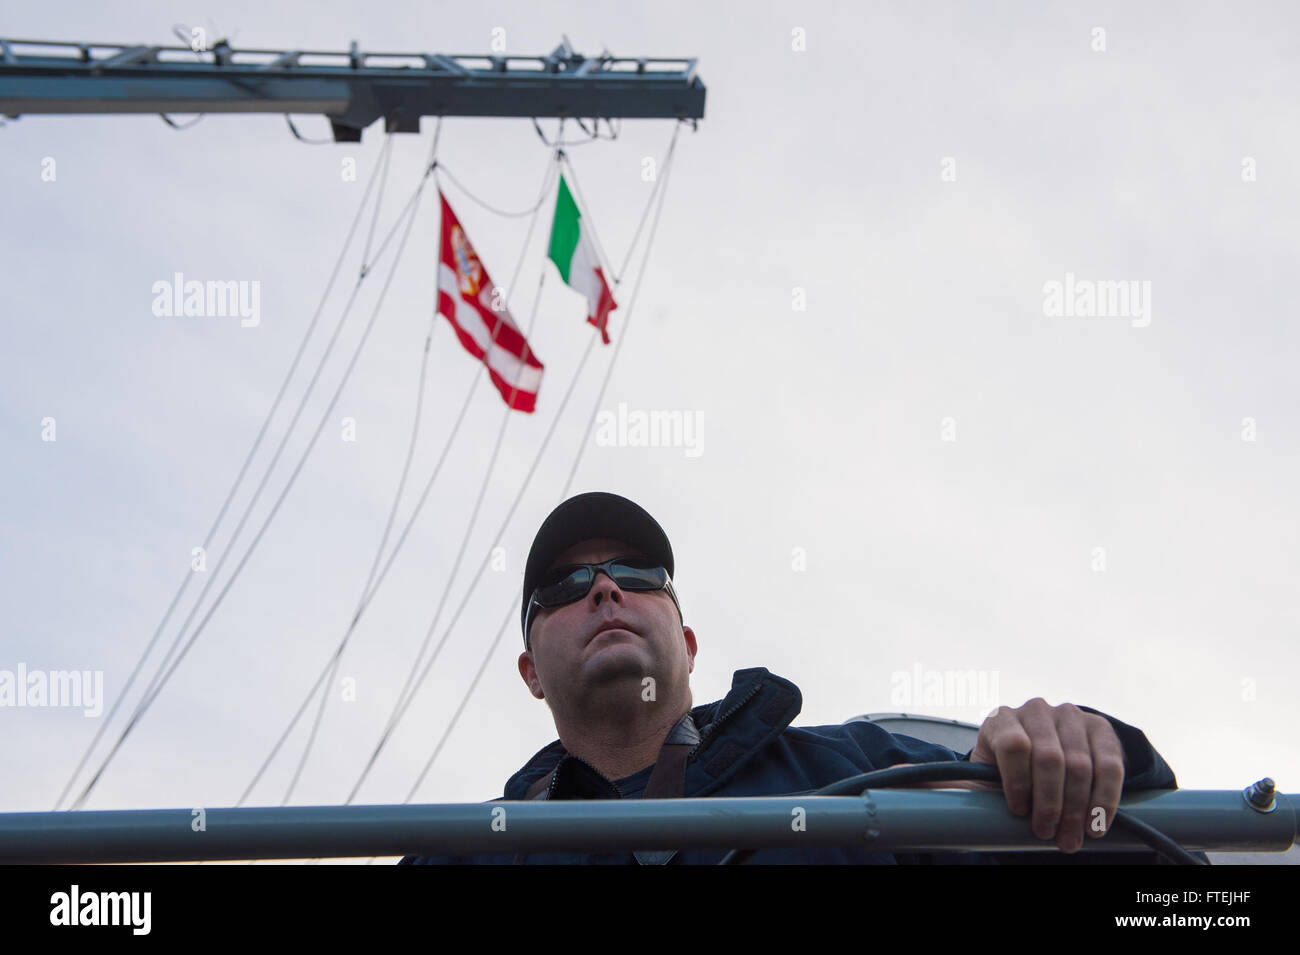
[503,667,803,800]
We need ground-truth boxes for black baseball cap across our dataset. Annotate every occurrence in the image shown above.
[521,491,675,646]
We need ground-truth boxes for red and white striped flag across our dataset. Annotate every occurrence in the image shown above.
[437,191,544,412]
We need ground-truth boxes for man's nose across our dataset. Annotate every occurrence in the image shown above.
[589,570,624,608]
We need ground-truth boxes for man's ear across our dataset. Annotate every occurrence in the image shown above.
[518,651,545,700]
[682,625,697,674]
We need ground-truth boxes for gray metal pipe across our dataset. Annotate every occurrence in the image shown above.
[864,787,1296,853]
[0,789,1292,863]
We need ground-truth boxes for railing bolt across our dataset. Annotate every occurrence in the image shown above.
[1243,777,1276,812]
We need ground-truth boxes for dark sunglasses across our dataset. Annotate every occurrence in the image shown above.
[524,556,680,649]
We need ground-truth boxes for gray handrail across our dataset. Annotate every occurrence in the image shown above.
[0,787,1293,863]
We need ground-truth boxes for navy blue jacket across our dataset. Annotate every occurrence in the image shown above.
[399,667,1194,864]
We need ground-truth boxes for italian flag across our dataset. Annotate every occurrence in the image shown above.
[548,175,618,344]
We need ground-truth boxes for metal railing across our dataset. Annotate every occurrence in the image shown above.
[2,786,1293,864]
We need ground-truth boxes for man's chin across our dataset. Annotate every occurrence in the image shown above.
[580,643,652,684]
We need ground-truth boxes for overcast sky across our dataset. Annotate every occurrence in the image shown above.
[2,1,1297,861]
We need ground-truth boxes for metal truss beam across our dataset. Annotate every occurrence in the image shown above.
[0,37,706,140]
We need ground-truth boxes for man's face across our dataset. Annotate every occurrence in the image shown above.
[518,537,696,711]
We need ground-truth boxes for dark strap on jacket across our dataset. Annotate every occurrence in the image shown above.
[641,742,692,797]
[515,731,695,863]
[631,742,693,865]
[524,771,551,800]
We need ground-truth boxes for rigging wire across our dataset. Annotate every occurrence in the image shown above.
[388,188,569,813]
[344,157,561,804]
[238,378,493,807]
[284,115,334,145]
[159,114,205,130]
[402,600,515,804]
[280,324,436,810]
[94,131,397,754]
[157,24,218,131]
[81,159,429,811]
[279,136,559,805]
[359,131,396,276]
[282,318,435,806]
[435,161,558,218]
[531,116,620,148]
[560,118,682,498]
[350,120,683,821]
[125,132,400,734]
[236,372,484,806]
[561,139,665,289]
[279,121,443,803]
[157,25,209,131]
[400,120,684,808]
[576,117,621,141]
[351,327,601,807]
[67,133,428,812]
[53,130,396,812]
[239,142,556,807]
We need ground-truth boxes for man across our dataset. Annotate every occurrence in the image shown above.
[401,491,1197,864]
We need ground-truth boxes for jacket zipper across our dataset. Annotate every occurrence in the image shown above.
[513,754,624,864]
[546,753,624,800]
[691,681,763,758]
